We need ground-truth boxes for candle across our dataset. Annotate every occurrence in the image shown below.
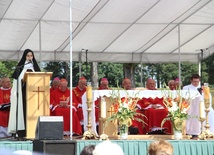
[86,86,92,99]
[203,86,210,100]
[101,97,106,118]
[199,101,205,119]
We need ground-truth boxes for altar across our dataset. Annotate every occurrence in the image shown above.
[82,90,201,135]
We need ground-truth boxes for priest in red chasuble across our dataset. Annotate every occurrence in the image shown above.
[94,78,110,124]
[121,78,140,134]
[122,78,132,90]
[0,77,12,138]
[50,77,60,93]
[50,79,82,135]
[134,78,171,134]
[72,77,87,126]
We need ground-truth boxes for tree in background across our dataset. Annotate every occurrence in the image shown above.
[38,56,212,88]
[98,62,123,87]
[123,63,137,87]
[43,61,70,83]
[204,53,214,87]
[0,58,211,89]
[0,61,18,79]
[133,62,206,88]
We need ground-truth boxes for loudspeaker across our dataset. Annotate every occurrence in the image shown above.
[35,116,63,140]
[33,140,76,155]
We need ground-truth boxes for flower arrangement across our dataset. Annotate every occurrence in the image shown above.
[107,89,145,128]
[161,89,191,131]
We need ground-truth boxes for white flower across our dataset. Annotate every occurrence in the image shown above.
[182,108,188,113]
[168,101,178,112]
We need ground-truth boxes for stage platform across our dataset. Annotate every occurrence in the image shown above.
[0,135,214,155]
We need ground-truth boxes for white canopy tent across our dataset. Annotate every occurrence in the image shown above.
[1,0,214,138]
[0,0,214,63]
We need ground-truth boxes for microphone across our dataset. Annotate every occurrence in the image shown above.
[197,87,202,94]
[23,59,33,66]
[28,59,33,65]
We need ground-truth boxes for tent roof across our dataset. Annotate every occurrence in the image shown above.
[0,0,214,63]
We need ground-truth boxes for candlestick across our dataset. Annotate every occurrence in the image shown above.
[82,82,98,140]
[200,85,214,139]
[86,82,92,99]
[203,86,210,100]
[198,117,206,140]
[199,101,205,119]
[101,97,106,118]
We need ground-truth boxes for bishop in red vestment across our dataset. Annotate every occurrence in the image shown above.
[0,77,12,137]
[50,79,82,135]
[72,77,87,125]
[132,78,172,134]
[94,78,110,123]
[50,77,60,93]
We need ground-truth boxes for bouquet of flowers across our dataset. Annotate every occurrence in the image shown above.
[107,89,145,128]
[161,90,191,131]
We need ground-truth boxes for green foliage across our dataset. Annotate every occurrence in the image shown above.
[36,54,213,88]
[43,61,70,84]
[98,62,123,87]
[134,62,203,88]
[204,53,214,87]
[0,61,18,79]
[107,89,145,126]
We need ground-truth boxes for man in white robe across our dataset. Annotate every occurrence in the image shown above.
[183,74,202,138]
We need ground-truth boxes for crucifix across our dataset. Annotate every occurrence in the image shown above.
[60,95,67,101]
[33,87,45,110]
[107,106,115,117]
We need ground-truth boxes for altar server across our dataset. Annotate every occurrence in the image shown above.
[182,74,202,139]
[183,74,214,139]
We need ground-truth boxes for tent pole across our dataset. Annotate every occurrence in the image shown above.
[69,0,73,139]
[178,24,181,81]
[200,49,203,86]
[79,52,82,78]
[140,55,143,87]
[39,21,42,68]
[198,57,201,76]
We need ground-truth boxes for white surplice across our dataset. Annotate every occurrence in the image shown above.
[8,63,34,134]
[183,84,214,135]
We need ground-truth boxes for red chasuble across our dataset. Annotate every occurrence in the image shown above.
[72,86,86,123]
[0,88,11,127]
[132,97,172,134]
[50,87,57,93]
[50,88,82,135]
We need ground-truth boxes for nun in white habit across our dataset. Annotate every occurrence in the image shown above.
[8,49,40,138]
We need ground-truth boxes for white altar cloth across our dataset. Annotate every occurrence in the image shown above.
[82,90,201,135]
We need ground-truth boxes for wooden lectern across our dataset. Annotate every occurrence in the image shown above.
[23,72,52,139]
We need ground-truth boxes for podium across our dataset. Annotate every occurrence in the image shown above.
[23,72,52,139]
